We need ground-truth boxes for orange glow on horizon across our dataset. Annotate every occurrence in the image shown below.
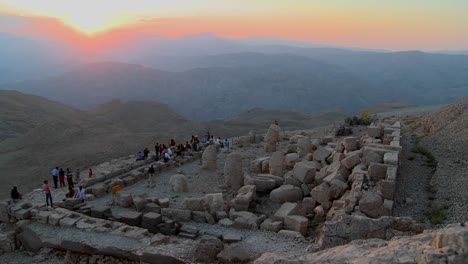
[1,0,468,50]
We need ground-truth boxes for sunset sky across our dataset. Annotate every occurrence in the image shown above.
[1,0,467,50]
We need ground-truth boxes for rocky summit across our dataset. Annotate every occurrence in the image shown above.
[1,103,467,264]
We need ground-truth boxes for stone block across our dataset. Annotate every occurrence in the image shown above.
[48,213,65,226]
[368,125,383,138]
[144,203,161,214]
[222,233,242,243]
[313,147,332,162]
[273,202,299,221]
[383,152,398,166]
[120,211,143,227]
[343,137,358,152]
[91,183,107,198]
[270,185,303,203]
[260,218,283,232]
[158,198,170,208]
[143,212,162,225]
[218,218,234,227]
[284,215,309,236]
[133,196,147,212]
[341,154,361,170]
[292,162,316,184]
[192,211,207,223]
[59,214,82,227]
[368,163,393,181]
[14,209,31,220]
[285,153,300,169]
[329,179,349,199]
[116,192,133,208]
[380,180,396,200]
[183,197,204,211]
[359,191,383,218]
[310,182,331,209]
[278,230,305,240]
[35,211,51,224]
[91,205,112,219]
[161,208,191,222]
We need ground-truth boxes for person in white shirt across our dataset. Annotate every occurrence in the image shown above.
[166,147,173,156]
[75,186,85,203]
[164,152,171,162]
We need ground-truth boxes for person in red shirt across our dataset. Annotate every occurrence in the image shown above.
[43,180,53,207]
[89,168,93,178]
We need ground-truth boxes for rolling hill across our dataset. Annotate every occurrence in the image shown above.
[0,91,346,198]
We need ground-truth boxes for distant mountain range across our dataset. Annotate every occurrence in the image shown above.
[1,32,468,119]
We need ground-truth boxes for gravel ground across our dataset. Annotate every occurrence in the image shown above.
[419,98,468,224]
[0,249,64,264]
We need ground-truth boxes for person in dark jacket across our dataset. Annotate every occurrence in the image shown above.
[66,168,74,188]
[11,185,22,202]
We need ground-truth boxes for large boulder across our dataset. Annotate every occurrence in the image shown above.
[269,185,303,203]
[116,192,133,208]
[169,174,189,192]
[201,145,218,170]
[269,151,284,176]
[264,124,281,152]
[224,152,244,190]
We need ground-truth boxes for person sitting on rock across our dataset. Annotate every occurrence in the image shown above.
[136,151,144,161]
[75,186,85,203]
[163,151,171,162]
[185,141,191,150]
[65,186,75,199]
[143,147,150,158]
[10,185,22,203]
[166,146,173,156]
[175,144,183,156]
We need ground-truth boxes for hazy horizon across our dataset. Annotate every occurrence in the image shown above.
[1,1,468,51]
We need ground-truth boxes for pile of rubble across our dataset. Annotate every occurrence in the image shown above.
[1,119,467,263]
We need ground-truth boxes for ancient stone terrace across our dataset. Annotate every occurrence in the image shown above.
[1,119,466,263]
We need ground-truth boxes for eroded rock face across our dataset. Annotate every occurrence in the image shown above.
[201,145,218,170]
[224,152,244,190]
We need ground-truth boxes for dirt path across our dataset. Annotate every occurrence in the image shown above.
[393,129,433,222]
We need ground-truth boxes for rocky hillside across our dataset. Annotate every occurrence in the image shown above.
[0,91,345,198]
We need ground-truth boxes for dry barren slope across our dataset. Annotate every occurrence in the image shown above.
[0,91,346,199]
[419,97,468,223]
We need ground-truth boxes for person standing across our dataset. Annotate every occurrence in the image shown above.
[59,168,65,188]
[51,167,59,188]
[88,168,93,178]
[224,139,230,152]
[155,143,160,161]
[147,165,155,187]
[43,180,53,207]
[143,147,150,159]
[66,168,74,188]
